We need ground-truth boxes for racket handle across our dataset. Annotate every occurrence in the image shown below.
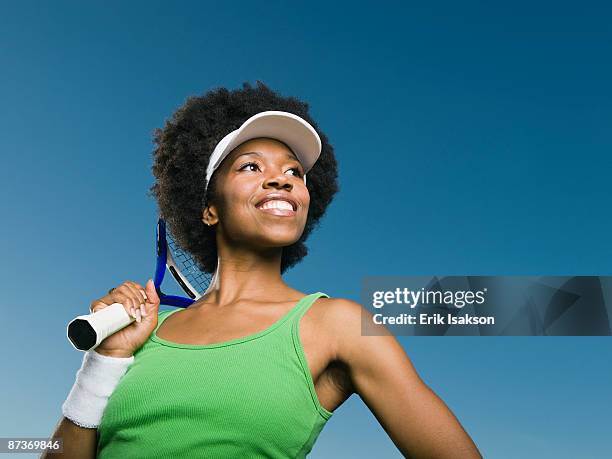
[67,303,135,351]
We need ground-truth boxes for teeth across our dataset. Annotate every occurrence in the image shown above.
[259,200,294,211]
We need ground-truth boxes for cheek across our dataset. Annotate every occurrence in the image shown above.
[300,190,311,213]
[218,190,262,228]
[222,197,253,222]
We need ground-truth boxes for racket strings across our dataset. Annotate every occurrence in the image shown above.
[166,231,212,296]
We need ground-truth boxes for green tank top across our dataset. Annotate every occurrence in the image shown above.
[97,292,333,458]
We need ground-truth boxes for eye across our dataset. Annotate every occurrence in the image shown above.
[238,161,261,172]
[287,167,303,178]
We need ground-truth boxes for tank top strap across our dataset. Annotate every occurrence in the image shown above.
[286,292,330,329]
[154,309,175,332]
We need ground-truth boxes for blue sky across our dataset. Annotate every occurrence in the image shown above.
[1,1,611,457]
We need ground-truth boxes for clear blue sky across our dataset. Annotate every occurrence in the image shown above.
[1,1,611,458]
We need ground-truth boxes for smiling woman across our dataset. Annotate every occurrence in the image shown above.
[201,138,312,247]
[47,81,482,459]
[149,81,340,275]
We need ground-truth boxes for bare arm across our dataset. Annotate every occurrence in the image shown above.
[40,417,96,459]
[42,280,160,458]
[328,299,482,458]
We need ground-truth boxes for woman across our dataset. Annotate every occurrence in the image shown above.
[48,81,482,458]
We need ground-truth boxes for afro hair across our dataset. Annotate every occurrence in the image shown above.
[148,81,339,274]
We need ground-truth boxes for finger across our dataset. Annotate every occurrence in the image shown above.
[125,284,148,318]
[116,285,140,314]
[123,283,147,306]
[126,281,146,299]
[124,282,143,322]
[145,279,160,304]
[143,280,160,316]
[90,301,107,314]
[139,288,148,306]
[90,299,135,320]
[111,289,137,319]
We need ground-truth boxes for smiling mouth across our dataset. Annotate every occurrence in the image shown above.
[255,199,297,217]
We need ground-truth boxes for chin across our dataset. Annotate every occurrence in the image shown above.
[256,228,302,248]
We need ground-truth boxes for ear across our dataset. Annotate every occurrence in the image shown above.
[202,205,219,226]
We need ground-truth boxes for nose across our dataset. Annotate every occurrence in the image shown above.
[263,170,293,191]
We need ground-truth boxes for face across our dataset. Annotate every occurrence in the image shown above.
[203,137,310,249]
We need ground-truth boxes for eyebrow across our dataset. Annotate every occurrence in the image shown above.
[233,151,301,163]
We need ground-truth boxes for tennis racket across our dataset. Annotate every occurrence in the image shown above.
[66,218,213,351]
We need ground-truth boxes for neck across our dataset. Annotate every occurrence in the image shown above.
[201,237,292,307]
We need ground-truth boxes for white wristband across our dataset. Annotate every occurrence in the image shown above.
[61,350,134,429]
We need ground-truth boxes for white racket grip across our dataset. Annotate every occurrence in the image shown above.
[67,303,134,351]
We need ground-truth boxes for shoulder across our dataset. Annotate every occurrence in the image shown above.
[301,296,362,336]
[313,296,378,329]
[307,296,363,327]
[309,296,383,355]
[156,308,175,322]
[314,296,363,320]
[313,296,402,364]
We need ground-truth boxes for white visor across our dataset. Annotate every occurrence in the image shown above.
[204,110,322,193]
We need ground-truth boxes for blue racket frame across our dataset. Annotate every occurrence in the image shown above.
[154,218,198,308]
